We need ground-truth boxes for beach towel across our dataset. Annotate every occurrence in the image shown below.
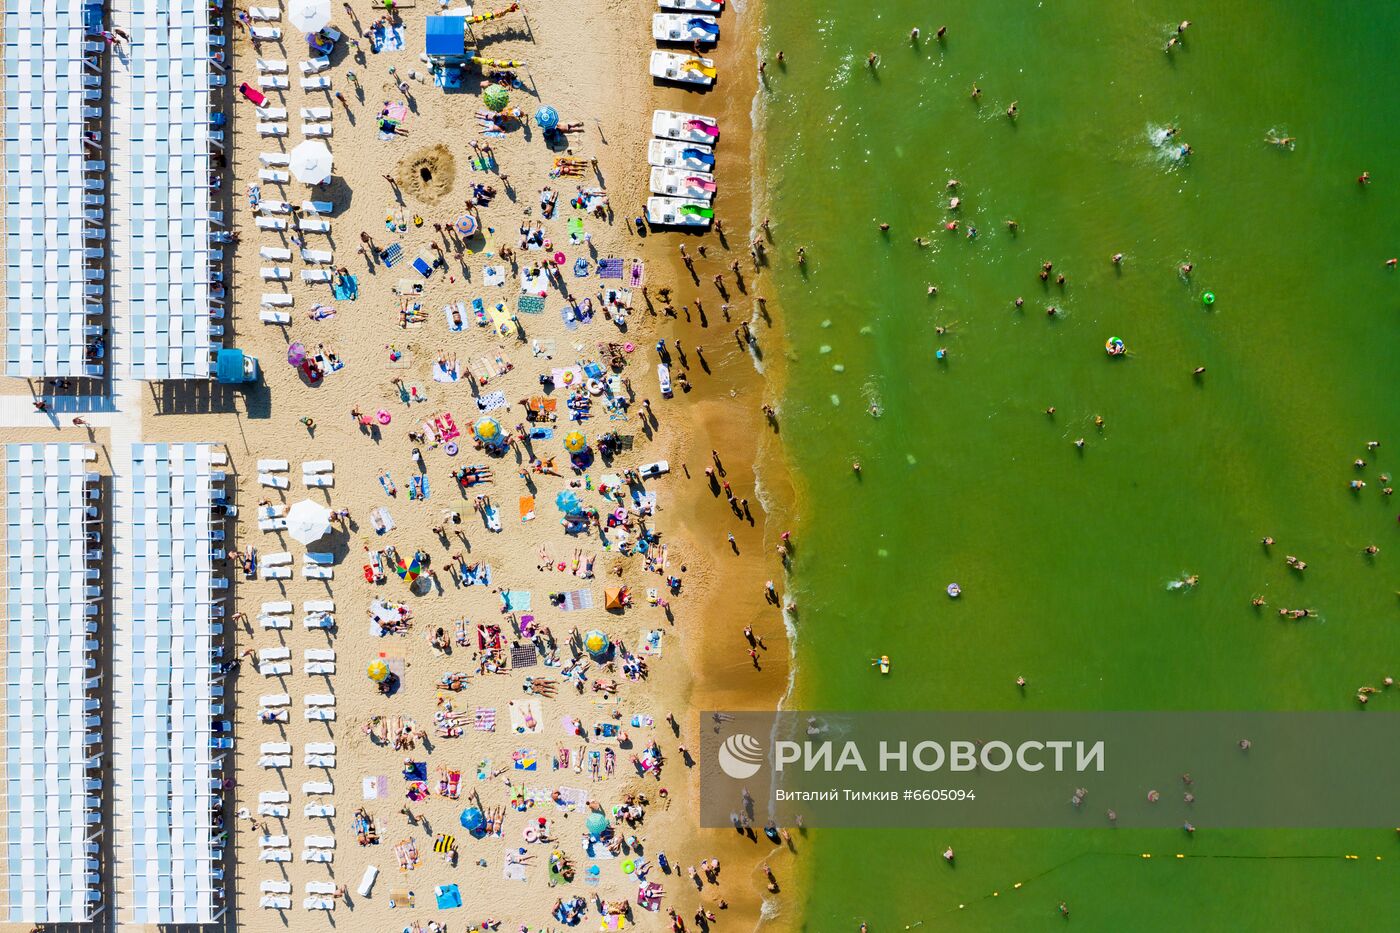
[444,303,467,331]
[331,275,358,300]
[463,562,492,585]
[370,24,406,53]
[628,260,645,287]
[560,589,594,612]
[483,265,506,287]
[520,268,548,296]
[566,217,585,242]
[512,748,538,770]
[597,258,623,279]
[517,294,546,314]
[519,496,535,522]
[508,699,542,733]
[362,775,389,799]
[402,760,428,782]
[510,644,537,668]
[527,426,554,441]
[501,590,532,611]
[435,884,463,909]
[559,305,579,331]
[637,629,663,657]
[484,505,502,532]
[503,856,528,881]
[435,67,463,89]
[474,707,496,731]
[475,390,507,413]
[433,359,461,382]
[432,834,456,854]
[573,258,590,277]
[384,101,409,122]
[412,256,433,278]
[382,243,403,267]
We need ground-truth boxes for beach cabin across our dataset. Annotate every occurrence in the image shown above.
[426,15,469,63]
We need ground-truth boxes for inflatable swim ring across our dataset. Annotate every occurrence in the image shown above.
[524,828,538,843]
[444,441,458,456]
[1105,337,1126,356]
[1201,291,1215,306]
[624,342,635,353]
[377,409,392,425]
[947,583,961,598]
[587,379,604,395]
[622,859,636,874]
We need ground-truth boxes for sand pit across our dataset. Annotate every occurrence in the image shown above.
[395,144,456,203]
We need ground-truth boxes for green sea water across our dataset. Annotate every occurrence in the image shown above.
[757,2,1400,929]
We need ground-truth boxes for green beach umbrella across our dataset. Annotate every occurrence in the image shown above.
[482,85,510,112]
[585,811,608,835]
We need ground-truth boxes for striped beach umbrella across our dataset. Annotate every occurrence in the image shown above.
[482,85,510,112]
[584,629,610,658]
[455,214,478,237]
[473,417,502,444]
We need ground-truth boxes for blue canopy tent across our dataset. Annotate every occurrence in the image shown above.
[426,16,467,62]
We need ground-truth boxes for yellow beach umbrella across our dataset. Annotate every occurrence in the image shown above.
[473,417,502,443]
[367,660,389,683]
[563,430,587,454]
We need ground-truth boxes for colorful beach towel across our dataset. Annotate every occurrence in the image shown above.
[501,590,532,611]
[331,275,359,300]
[628,260,645,287]
[510,644,537,668]
[475,390,508,413]
[371,24,406,53]
[474,707,496,731]
[483,265,506,287]
[517,294,546,314]
[382,243,403,267]
[596,258,623,279]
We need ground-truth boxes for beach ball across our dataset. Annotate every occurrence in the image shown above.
[563,431,587,454]
[584,811,608,836]
[473,417,502,443]
[534,105,559,130]
[584,629,610,658]
[460,807,485,832]
[366,659,389,683]
[482,85,510,112]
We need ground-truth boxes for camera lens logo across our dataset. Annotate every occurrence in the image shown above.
[717,733,764,779]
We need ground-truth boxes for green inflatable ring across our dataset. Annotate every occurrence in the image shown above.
[1201,291,1215,306]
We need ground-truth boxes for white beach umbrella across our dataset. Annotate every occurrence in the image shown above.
[288,0,333,34]
[286,499,333,545]
[289,139,334,184]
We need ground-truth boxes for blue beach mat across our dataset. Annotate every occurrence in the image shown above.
[382,243,403,267]
[331,275,358,300]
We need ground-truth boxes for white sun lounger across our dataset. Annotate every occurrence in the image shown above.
[263,600,293,613]
[258,75,289,90]
[260,267,290,281]
[301,106,333,121]
[259,247,292,262]
[300,249,334,264]
[260,694,290,708]
[305,648,336,662]
[258,756,291,769]
[303,566,333,580]
[256,217,288,231]
[303,780,334,794]
[301,200,334,214]
[259,168,290,183]
[304,613,334,630]
[262,742,291,755]
[299,218,331,233]
[305,804,335,818]
[305,835,336,849]
[302,270,333,283]
[305,708,335,721]
[262,661,291,675]
[300,76,331,90]
[300,57,331,74]
[304,895,335,908]
[262,894,292,909]
[260,790,291,804]
[257,124,288,138]
[305,599,335,612]
[259,473,290,488]
[357,865,379,897]
[261,293,293,307]
[250,8,281,22]
[302,460,333,473]
[301,849,334,863]
[304,694,335,707]
[305,662,336,676]
[251,26,281,40]
[258,852,291,865]
[304,475,334,489]
[259,612,291,628]
[256,106,288,120]
[258,200,292,214]
[260,152,291,166]
[302,123,333,137]
[259,646,291,662]
[262,880,293,894]
[261,834,291,848]
[258,803,289,817]
[307,742,335,754]
[258,459,290,471]
[262,569,292,583]
[259,516,289,531]
[261,310,292,325]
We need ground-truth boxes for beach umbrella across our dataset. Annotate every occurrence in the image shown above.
[584,811,608,836]
[455,214,478,237]
[584,629,610,659]
[367,659,389,683]
[555,489,581,514]
[289,139,334,184]
[563,430,587,454]
[473,417,502,444]
[604,588,625,611]
[286,498,333,545]
[534,105,559,130]
[287,0,332,33]
[460,807,485,831]
[394,551,423,584]
[482,85,510,112]
[287,342,307,366]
